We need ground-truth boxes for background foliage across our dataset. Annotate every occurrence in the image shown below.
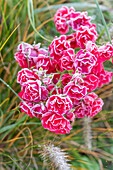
[0,0,113,169]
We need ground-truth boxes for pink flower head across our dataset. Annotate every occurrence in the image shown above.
[74,93,104,118]
[60,48,75,70]
[65,112,74,122]
[19,80,48,103]
[36,54,51,71]
[54,6,70,19]
[31,103,46,119]
[97,69,112,87]
[52,74,60,84]
[19,101,34,118]
[68,11,91,30]
[86,41,99,57]
[61,74,72,87]
[63,81,87,100]
[46,95,72,114]
[72,73,83,84]
[55,16,69,35]
[16,42,42,67]
[81,74,99,92]
[43,77,52,85]
[14,52,35,68]
[41,112,72,134]
[74,50,97,74]
[41,86,49,100]
[66,33,79,49]
[98,43,113,62]
[17,68,39,84]
[17,42,40,57]
[49,35,70,62]
[76,25,98,48]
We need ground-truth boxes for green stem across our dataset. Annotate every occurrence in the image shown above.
[94,0,112,44]
[0,78,41,115]
[28,0,51,42]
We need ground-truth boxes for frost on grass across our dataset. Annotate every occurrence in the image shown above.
[39,144,71,170]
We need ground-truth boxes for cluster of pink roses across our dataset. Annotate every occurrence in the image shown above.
[14,6,113,134]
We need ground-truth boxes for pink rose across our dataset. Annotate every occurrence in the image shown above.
[46,95,72,114]
[76,25,98,48]
[74,50,97,74]
[63,81,87,100]
[41,112,72,134]
[49,35,70,62]
[60,48,75,70]
[17,68,39,84]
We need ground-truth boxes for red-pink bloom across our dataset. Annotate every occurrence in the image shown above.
[65,112,74,121]
[91,61,103,75]
[54,6,70,19]
[68,11,91,30]
[17,68,39,84]
[49,35,70,62]
[19,80,48,102]
[17,42,40,58]
[54,6,72,34]
[98,43,113,62]
[91,98,104,117]
[52,74,60,84]
[41,112,72,134]
[36,54,51,71]
[31,103,46,119]
[41,86,49,100]
[63,81,87,100]
[61,74,72,87]
[55,16,69,35]
[76,25,98,48]
[97,69,112,87]
[74,50,97,74]
[14,52,35,68]
[19,101,34,118]
[60,48,75,70]
[86,41,98,57]
[74,93,104,118]
[81,74,99,92]
[46,95,72,114]
[66,33,79,49]
[43,77,52,85]
[72,73,83,84]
